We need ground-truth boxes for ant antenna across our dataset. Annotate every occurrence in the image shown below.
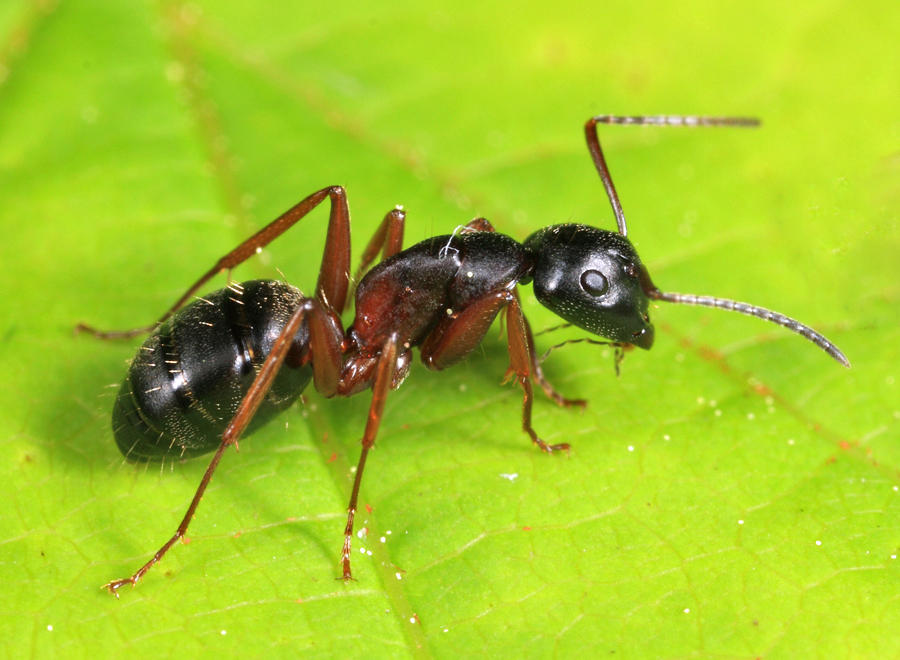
[585,115,760,237]
[646,288,851,368]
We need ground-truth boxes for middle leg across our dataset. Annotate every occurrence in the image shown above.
[504,293,570,453]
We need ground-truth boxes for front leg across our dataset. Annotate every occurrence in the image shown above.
[503,293,570,453]
[515,290,587,410]
[419,287,568,453]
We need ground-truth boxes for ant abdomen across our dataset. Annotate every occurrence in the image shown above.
[112,280,313,462]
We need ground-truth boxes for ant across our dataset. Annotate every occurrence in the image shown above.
[78,115,850,597]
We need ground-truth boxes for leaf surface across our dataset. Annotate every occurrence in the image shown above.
[0,1,897,657]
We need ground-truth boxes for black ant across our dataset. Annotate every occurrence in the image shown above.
[78,115,850,597]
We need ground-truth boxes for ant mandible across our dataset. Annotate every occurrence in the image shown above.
[79,115,850,597]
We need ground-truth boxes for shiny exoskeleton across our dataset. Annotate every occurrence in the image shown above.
[113,280,313,461]
[80,115,850,597]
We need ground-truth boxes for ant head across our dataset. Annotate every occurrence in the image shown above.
[524,222,850,368]
[523,224,654,349]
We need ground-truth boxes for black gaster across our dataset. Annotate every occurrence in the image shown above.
[112,280,314,461]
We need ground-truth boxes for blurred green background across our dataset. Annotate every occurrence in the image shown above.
[0,0,897,657]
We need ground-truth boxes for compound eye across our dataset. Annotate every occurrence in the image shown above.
[580,269,609,296]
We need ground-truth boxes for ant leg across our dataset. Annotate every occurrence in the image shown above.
[306,301,346,398]
[420,290,511,370]
[348,207,407,311]
[419,287,570,452]
[448,216,583,405]
[355,207,406,278]
[584,115,759,237]
[515,291,586,409]
[505,293,570,453]
[103,298,344,597]
[341,333,399,581]
[419,283,581,407]
[78,186,351,339]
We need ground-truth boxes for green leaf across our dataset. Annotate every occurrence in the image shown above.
[1,0,896,656]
